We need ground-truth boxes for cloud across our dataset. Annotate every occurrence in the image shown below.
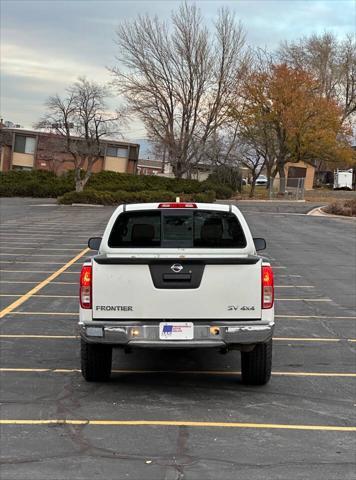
[0,41,113,128]
[2,43,109,84]
[1,0,354,135]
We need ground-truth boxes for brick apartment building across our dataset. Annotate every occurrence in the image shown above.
[0,126,140,174]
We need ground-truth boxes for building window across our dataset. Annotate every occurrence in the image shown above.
[12,165,33,171]
[106,145,129,158]
[14,135,36,154]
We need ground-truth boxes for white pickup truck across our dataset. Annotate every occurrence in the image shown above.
[79,202,274,385]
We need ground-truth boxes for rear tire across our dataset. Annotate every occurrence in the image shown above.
[241,340,272,385]
[81,339,112,382]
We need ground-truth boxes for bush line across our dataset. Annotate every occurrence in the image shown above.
[324,199,356,217]
[0,170,233,202]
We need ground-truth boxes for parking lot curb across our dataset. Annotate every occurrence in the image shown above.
[307,206,356,220]
[71,203,104,208]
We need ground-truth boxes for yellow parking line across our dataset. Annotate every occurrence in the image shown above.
[0,368,355,377]
[0,248,89,319]
[0,419,354,431]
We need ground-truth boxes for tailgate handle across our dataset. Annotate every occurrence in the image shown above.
[163,274,192,282]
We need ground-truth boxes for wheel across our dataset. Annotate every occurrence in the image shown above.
[241,340,272,385]
[81,339,112,382]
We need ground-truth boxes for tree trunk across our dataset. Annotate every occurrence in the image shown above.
[173,159,184,179]
[278,163,286,194]
[75,168,83,193]
[249,177,256,198]
[266,161,273,187]
[75,171,90,193]
[75,179,85,193]
[75,160,94,192]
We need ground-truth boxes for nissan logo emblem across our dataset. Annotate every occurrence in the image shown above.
[171,263,183,273]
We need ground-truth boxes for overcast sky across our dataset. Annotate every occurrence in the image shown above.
[1,0,354,140]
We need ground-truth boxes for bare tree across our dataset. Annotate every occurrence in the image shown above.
[237,122,277,197]
[198,125,243,190]
[36,78,122,192]
[111,4,247,178]
[339,35,356,123]
[279,32,356,123]
[202,123,240,168]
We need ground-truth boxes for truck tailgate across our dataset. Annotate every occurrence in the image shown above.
[92,259,262,320]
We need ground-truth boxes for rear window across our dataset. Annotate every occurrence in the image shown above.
[108,210,246,248]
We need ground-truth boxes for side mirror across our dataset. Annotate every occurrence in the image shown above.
[253,237,266,251]
[88,237,102,251]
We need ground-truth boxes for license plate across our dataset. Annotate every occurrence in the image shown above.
[159,322,194,340]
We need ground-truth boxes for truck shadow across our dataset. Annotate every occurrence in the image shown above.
[109,347,247,388]
[113,346,241,370]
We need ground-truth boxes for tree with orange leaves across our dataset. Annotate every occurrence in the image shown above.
[238,63,353,193]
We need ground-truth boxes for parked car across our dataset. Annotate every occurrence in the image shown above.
[255,175,268,186]
[79,202,274,385]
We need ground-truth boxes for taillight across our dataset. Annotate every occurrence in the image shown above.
[80,265,92,309]
[262,265,274,309]
[158,203,197,208]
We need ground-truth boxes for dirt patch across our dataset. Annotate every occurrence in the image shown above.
[304,189,356,203]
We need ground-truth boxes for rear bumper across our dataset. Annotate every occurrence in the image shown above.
[78,321,274,348]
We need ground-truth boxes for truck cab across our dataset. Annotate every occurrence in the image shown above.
[79,202,274,385]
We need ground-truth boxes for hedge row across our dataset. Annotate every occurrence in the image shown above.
[0,170,74,197]
[0,170,233,200]
[87,171,201,193]
[58,189,216,205]
[87,171,233,199]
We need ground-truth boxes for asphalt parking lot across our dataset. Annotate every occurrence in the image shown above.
[0,197,355,480]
